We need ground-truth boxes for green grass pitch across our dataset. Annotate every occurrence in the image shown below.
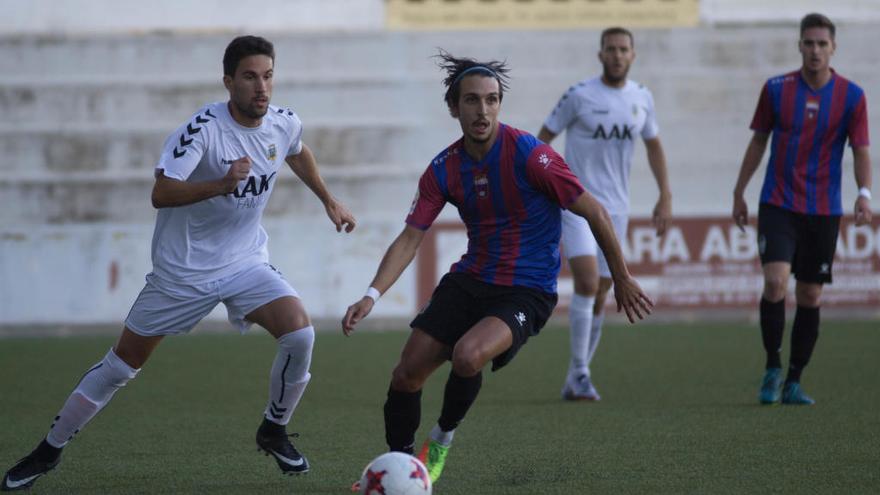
[1,321,878,494]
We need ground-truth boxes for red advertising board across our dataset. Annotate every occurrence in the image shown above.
[416,216,880,311]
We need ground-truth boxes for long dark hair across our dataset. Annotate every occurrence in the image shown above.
[435,49,510,109]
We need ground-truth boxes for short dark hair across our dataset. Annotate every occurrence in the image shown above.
[800,13,835,39]
[600,27,634,49]
[223,35,275,77]
[435,49,510,109]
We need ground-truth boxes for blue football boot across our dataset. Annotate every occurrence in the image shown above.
[758,367,783,404]
[781,381,815,405]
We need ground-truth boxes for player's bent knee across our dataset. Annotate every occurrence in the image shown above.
[795,285,823,307]
[276,325,314,381]
[763,277,788,301]
[390,364,425,393]
[77,349,140,406]
[573,278,599,297]
[450,348,485,378]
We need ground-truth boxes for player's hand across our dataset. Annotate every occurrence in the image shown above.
[342,297,375,336]
[612,274,654,324]
[223,156,251,192]
[652,195,672,236]
[854,196,872,226]
[325,199,357,233]
[732,194,749,233]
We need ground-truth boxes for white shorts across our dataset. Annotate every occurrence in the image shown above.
[124,262,299,337]
[560,209,629,279]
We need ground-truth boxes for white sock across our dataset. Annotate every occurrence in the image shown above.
[46,349,139,448]
[568,294,595,377]
[264,326,314,426]
[587,312,605,364]
[429,424,454,447]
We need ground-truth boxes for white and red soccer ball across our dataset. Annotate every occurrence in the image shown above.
[358,452,432,495]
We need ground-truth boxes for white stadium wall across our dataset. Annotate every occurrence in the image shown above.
[3,0,880,35]
[1,0,879,326]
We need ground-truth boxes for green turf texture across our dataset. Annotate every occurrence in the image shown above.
[1,322,878,494]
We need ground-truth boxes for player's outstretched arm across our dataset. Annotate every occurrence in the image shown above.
[732,132,770,232]
[853,146,873,225]
[644,137,672,236]
[342,225,426,335]
[151,157,250,208]
[567,191,653,323]
[285,144,356,233]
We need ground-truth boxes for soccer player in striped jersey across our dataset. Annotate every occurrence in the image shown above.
[2,36,355,491]
[732,13,872,405]
[342,51,653,485]
[538,27,672,401]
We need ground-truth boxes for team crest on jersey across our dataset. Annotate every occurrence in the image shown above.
[806,99,819,119]
[474,174,489,198]
[267,144,277,161]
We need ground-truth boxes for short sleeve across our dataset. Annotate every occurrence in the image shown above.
[641,89,660,140]
[848,92,870,148]
[525,143,585,208]
[750,82,774,133]
[285,111,304,156]
[156,116,209,181]
[405,166,447,230]
[543,85,580,136]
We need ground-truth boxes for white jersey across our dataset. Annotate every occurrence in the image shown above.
[543,77,659,215]
[152,101,303,283]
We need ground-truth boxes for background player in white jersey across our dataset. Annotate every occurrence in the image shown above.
[538,27,672,401]
[2,35,355,491]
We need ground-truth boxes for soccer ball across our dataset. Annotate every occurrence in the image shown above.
[358,452,432,495]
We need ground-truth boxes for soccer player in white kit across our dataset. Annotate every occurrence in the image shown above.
[1,35,355,491]
[538,27,672,401]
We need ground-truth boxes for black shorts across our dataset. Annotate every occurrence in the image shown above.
[410,272,557,371]
[757,203,841,284]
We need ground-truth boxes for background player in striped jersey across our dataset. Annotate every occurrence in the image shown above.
[342,51,653,485]
[732,13,872,405]
[2,35,356,491]
[538,27,672,401]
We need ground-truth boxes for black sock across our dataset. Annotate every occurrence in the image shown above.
[760,297,785,369]
[258,417,286,437]
[787,305,820,383]
[437,370,483,432]
[384,386,421,454]
[34,439,62,462]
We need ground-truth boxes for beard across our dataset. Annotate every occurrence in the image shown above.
[232,97,268,120]
[602,64,630,85]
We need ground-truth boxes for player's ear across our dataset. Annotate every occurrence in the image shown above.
[222,75,233,92]
[449,103,459,119]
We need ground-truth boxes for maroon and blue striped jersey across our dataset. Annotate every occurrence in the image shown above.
[406,124,585,293]
[751,70,869,215]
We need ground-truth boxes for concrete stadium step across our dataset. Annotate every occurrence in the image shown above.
[0,165,419,225]
[0,124,462,172]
